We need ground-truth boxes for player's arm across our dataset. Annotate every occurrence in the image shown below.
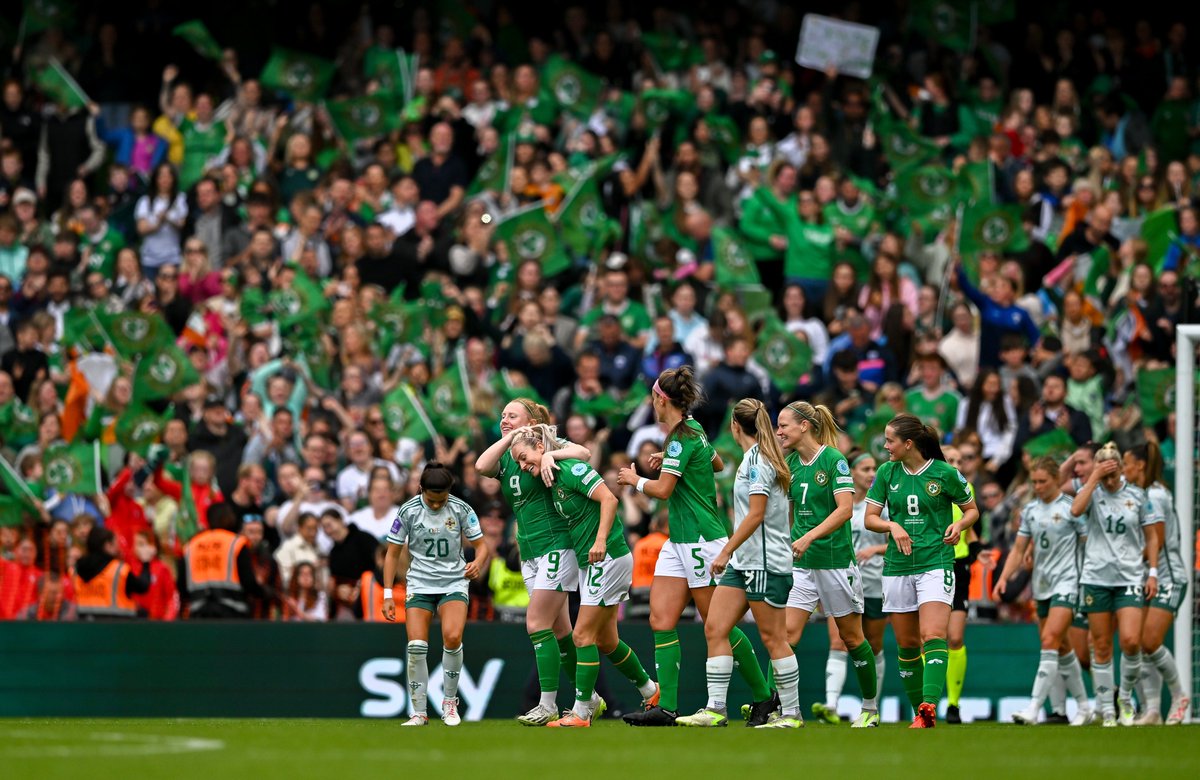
[587,481,620,564]
[616,466,679,500]
[381,542,405,622]
[944,498,979,545]
[1071,459,1116,516]
[711,451,724,472]
[865,497,911,554]
[1143,502,1163,599]
[992,534,1030,599]
[474,430,518,477]
[539,442,593,487]
[463,511,489,578]
[792,490,853,559]
[713,493,766,576]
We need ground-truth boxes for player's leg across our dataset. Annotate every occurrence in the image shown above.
[623,573,689,725]
[864,615,888,702]
[822,616,849,722]
[437,597,469,725]
[1015,606,1072,724]
[749,592,803,728]
[522,584,572,724]
[1114,604,1144,725]
[693,583,772,710]
[915,598,952,727]
[833,611,879,724]
[403,603,434,725]
[769,567,816,691]
[594,556,657,708]
[677,583,744,726]
[551,604,607,726]
[891,610,924,722]
[1088,607,1118,725]
[945,559,970,724]
[1140,606,1188,724]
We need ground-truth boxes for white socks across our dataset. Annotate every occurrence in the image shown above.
[1092,659,1115,718]
[1059,652,1090,709]
[1147,646,1184,698]
[1029,649,1058,715]
[773,655,801,717]
[407,640,429,715]
[875,651,886,700]
[443,644,464,700]
[705,655,734,712]
[1119,652,1141,705]
[638,679,658,700]
[539,690,557,709]
[825,650,848,709]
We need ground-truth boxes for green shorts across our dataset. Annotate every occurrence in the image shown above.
[1081,583,1143,613]
[1149,579,1187,614]
[1071,610,1089,630]
[718,566,792,608]
[1035,593,1077,619]
[863,596,885,621]
[405,591,469,612]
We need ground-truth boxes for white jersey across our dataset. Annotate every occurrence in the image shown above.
[731,444,793,575]
[387,495,482,594]
[1018,493,1084,600]
[851,499,887,598]
[1147,482,1186,590]
[1079,479,1160,588]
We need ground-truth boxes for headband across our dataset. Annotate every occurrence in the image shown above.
[652,379,671,402]
[851,452,874,468]
[516,398,538,418]
[787,402,819,429]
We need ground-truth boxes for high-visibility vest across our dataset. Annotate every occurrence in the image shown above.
[953,484,975,560]
[74,559,138,618]
[184,529,248,614]
[632,532,667,589]
[360,571,404,623]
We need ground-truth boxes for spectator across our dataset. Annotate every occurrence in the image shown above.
[954,263,1042,368]
[179,502,263,619]
[274,512,323,588]
[321,509,379,620]
[73,527,153,620]
[134,163,188,277]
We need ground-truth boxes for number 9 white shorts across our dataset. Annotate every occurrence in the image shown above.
[521,549,580,593]
[882,570,955,613]
[653,539,728,589]
[579,553,634,607]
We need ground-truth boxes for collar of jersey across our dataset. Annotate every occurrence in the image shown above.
[797,444,825,467]
[901,459,934,477]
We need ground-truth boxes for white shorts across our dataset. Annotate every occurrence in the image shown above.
[653,539,727,589]
[882,570,955,613]
[787,566,864,617]
[521,549,580,593]
[580,553,633,607]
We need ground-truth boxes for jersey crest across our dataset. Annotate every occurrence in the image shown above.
[445,518,456,532]
[814,470,829,486]
[926,480,942,497]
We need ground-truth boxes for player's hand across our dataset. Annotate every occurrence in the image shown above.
[616,466,638,487]
[1144,575,1158,601]
[1090,459,1119,483]
[791,535,812,560]
[648,452,664,470]
[711,548,731,577]
[382,598,396,622]
[588,539,606,565]
[943,522,962,546]
[991,577,1007,601]
[889,522,913,555]
[464,561,481,579]
[856,547,875,564]
[539,452,560,487]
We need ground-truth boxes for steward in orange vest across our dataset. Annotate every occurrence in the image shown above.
[73,528,152,620]
[359,569,405,622]
[179,502,264,618]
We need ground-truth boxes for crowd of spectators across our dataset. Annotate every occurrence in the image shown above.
[1,2,1198,622]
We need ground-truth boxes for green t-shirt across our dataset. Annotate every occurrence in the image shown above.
[904,387,960,440]
[866,459,973,576]
[660,419,727,543]
[783,220,835,282]
[81,225,126,279]
[738,187,793,261]
[787,446,856,569]
[498,450,572,560]
[579,299,652,341]
[178,118,225,191]
[550,458,630,566]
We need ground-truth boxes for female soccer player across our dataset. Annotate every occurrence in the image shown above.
[382,462,490,726]
[674,399,801,728]
[993,457,1092,725]
[509,426,659,727]
[1124,442,1191,724]
[776,402,880,728]
[864,413,978,728]
[616,367,775,726]
[475,399,596,725]
[1071,442,1161,727]
[819,450,890,723]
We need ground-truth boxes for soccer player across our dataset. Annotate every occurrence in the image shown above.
[381,462,490,726]
[1060,442,1099,684]
[1123,442,1191,724]
[1071,442,1161,727]
[775,402,880,728]
[616,367,775,727]
[864,413,978,728]
[993,457,1092,725]
[475,399,597,725]
[675,399,801,728]
[509,426,659,727]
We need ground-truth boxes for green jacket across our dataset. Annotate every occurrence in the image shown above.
[738,187,793,262]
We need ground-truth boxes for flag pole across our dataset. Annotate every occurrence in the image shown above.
[936,203,965,333]
[0,454,41,504]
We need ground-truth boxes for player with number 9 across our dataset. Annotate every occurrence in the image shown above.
[381,462,489,726]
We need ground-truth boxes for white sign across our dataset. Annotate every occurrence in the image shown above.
[795,14,880,80]
[358,657,504,720]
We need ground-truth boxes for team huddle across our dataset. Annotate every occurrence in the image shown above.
[377,367,1191,729]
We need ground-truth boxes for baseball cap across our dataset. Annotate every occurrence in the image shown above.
[13,188,36,206]
[203,394,226,410]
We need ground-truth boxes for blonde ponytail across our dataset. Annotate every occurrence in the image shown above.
[732,399,790,492]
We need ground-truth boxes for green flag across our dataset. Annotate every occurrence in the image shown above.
[493,204,571,277]
[640,88,694,129]
[172,20,223,61]
[381,384,437,443]
[62,308,113,352]
[958,202,1030,256]
[1141,208,1179,272]
[641,32,702,71]
[426,349,473,439]
[364,47,416,101]
[100,310,173,358]
[42,441,100,495]
[754,315,812,390]
[877,114,941,172]
[0,455,40,522]
[370,301,429,356]
[1136,366,1175,426]
[326,94,399,142]
[911,0,974,51]
[542,55,603,118]
[132,345,201,403]
[260,47,335,102]
[23,0,74,33]
[468,132,514,197]
[176,460,200,543]
[1080,245,1113,300]
[704,113,742,164]
[856,410,893,464]
[895,164,960,216]
[491,369,547,408]
[957,160,993,206]
[32,58,88,110]
[556,175,618,257]
[1023,428,1077,460]
[116,404,171,455]
[270,265,331,331]
[712,227,762,288]
[0,398,39,449]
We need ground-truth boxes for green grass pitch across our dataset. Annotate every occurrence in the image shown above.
[3,718,1198,780]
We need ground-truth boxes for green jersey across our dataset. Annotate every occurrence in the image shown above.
[178,118,225,191]
[497,450,572,561]
[866,459,973,576]
[782,220,835,282]
[904,386,961,440]
[579,299,652,342]
[81,225,125,279]
[549,459,630,566]
[787,446,856,569]
[660,419,727,543]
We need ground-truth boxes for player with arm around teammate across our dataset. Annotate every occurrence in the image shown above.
[864,413,979,729]
[510,425,659,727]
[382,462,490,726]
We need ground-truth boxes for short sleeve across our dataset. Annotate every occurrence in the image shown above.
[134,196,152,220]
[865,464,887,507]
[1141,496,1163,527]
[945,466,973,506]
[385,509,407,545]
[580,466,604,498]
[1017,506,1032,537]
[747,459,773,497]
[830,452,854,494]
[462,509,482,540]
[660,436,689,477]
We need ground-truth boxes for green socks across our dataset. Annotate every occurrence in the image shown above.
[849,641,879,701]
[607,640,651,687]
[558,633,578,686]
[766,642,800,689]
[654,630,682,711]
[898,647,924,710]
[923,638,950,705]
[529,630,560,693]
[730,627,771,701]
[575,644,601,703]
[947,645,967,706]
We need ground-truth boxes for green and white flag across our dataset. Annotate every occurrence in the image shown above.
[100,311,172,358]
[0,454,40,523]
[260,47,335,102]
[381,383,437,443]
[1136,366,1175,426]
[1141,208,1179,272]
[1023,428,1076,460]
[468,132,514,197]
[712,227,761,288]
[132,345,201,403]
[754,315,812,390]
[32,58,88,110]
[116,404,171,455]
[42,441,100,495]
[640,32,702,71]
[640,88,694,129]
[895,164,959,216]
[172,20,223,61]
[542,55,603,118]
[958,202,1029,256]
[877,115,940,172]
[555,173,619,257]
[364,47,417,102]
[326,94,398,142]
[0,398,39,449]
[493,203,571,276]
[426,349,473,439]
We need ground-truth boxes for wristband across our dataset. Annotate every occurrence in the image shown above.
[1148,568,1158,579]
[636,477,649,494]
[383,588,393,599]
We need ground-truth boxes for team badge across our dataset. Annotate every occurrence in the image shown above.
[836,460,850,476]
[814,471,829,486]
[666,441,683,458]
[571,463,588,476]
[1085,594,1094,606]
[926,480,942,496]
[445,518,456,532]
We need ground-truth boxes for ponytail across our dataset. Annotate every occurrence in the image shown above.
[510,424,559,455]
[888,413,946,462]
[515,397,551,425]
[420,461,456,492]
[732,398,791,492]
[1128,441,1164,488]
[657,366,704,441]
[784,401,840,449]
